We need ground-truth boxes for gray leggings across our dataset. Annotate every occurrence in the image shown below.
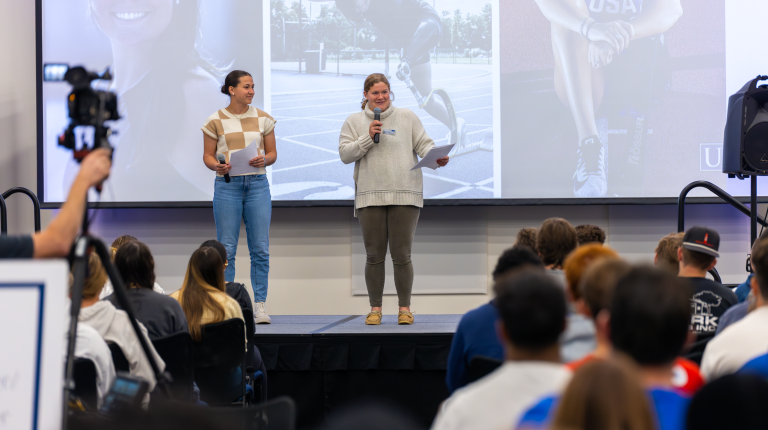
[357,205,421,307]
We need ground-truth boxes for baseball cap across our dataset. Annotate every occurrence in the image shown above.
[682,226,720,258]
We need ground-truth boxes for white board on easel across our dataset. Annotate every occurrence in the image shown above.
[0,260,68,430]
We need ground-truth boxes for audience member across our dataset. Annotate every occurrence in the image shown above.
[562,243,618,304]
[513,228,538,252]
[65,314,116,409]
[677,227,737,364]
[171,247,245,343]
[106,241,188,339]
[686,374,768,430]
[0,148,111,259]
[73,252,166,402]
[568,259,704,395]
[715,293,753,335]
[432,271,570,430]
[446,247,544,393]
[701,235,768,380]
[574,224,606,245]
[654,232,684,275]
[101,235,165,298]
[536,218,578,285]
[546,359,655,430]
[518,267,693,430]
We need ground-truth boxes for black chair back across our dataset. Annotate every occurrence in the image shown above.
[467,355,503,385]
[107,342,130,373]
[213,396,296,430]
[194,318,246,406]
[72,358,99,410]
[152,331,195,401]
[242,308,255,364]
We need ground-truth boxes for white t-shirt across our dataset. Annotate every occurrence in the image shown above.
[701,306,768,380]
[431,361,571,430]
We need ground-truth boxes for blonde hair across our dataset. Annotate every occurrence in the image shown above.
[361,73,391,110]
[111,235,138,260]
[70,252,107,299]
[177,247,227,341]
[655,232,684,274]
[551,357,656,430]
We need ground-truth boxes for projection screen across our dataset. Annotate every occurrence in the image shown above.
[39,0,764,205]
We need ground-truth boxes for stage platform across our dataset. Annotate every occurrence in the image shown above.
[253,315,462,429]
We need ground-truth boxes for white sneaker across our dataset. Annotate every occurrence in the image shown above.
[573,135,607,197]
[254,302,272,324]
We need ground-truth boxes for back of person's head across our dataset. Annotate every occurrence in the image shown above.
[551,358,655,430]
[655,232,684,274]
[750,236,768,299]
[179,247,226,340]
[199,240,228,268]
[71,252,108,299]
[579,258,632,320]
[514,228,538,252]
[492,246,544,283]
[575,224,606,245]
[563,243,619,302]
[687,373,768,430]
[679,226,719,271]
[111,235,138,259]
[537,218,578,268]
[495,271,567,352]
[610,266,691,366]
[114,241,156,290]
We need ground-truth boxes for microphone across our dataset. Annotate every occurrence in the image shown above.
[216,153,231,183]
[373,107,381,143]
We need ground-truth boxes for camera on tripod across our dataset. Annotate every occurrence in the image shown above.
[44,64,120,161]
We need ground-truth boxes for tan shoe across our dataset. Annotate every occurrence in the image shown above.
[365,311,382,325]
[398,311,414,325]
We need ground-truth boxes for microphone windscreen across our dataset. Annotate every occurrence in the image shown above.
[374,108,381,114]
[217,153,225,163]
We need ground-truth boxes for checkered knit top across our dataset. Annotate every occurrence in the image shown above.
[201,106,276,177]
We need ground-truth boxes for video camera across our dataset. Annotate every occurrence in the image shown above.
[43,64,120,162]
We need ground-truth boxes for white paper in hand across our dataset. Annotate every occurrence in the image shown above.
[228,136,263,176]
[411,144,455,170]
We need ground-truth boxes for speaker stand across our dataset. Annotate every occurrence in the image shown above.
[752,175,758,246]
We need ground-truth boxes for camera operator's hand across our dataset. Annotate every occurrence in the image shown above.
[76,148,112,188]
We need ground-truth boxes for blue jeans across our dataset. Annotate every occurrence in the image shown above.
[213,175,271,302]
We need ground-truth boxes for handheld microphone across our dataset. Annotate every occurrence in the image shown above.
[373,107,381,143]
[216,153,231,183]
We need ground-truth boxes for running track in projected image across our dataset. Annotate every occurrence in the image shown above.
[268,63,495,201]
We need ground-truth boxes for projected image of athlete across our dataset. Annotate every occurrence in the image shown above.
[88,0,224,200]
[534,0,682,197]
[331,0,467,150]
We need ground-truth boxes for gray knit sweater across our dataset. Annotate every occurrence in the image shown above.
[339,104,435,212]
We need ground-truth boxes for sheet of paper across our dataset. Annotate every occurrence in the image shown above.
[228,136,263,176]
[411,144,455,170]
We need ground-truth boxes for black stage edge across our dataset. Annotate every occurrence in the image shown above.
[253,315,460,429]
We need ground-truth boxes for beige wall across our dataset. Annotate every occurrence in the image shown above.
[1,0,759,317]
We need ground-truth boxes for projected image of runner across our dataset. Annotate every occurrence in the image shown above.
[269,0,494,200]
[499,0,726,198]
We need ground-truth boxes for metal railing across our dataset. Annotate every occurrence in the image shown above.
[677,180,767,233]
[0,194,6,235]
[0,187,42,235]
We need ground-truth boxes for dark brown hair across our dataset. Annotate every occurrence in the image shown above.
[178,247,227,341]
[562,243,619,301]
[681,247,716,271]
[575,224,606,245]
[551,358,655,430]
[114,241,156,290]
[655,232,684,274]
[536,218,578,268]
[361,73,391,110]
[514,227,538,252]
[221,70,252,96]
[200,240,228,266]
[579,258,632,319]
[110,235,138,260]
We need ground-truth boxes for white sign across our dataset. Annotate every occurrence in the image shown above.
[0,260,68,430]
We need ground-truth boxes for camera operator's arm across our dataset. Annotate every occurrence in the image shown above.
[32,149,111,258]
[629,0,682,40]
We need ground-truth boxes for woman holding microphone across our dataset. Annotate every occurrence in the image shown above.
[340,73,449,325]
[202,70,276,324]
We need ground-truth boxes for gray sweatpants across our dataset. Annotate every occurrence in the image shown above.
[357,205,421,307]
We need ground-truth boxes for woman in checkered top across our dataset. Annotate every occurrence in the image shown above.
[201,70,277,324]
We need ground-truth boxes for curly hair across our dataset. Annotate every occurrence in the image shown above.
[575,224,606,245]
[514,228,538,252]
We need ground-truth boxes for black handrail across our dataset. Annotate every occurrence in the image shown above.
[678,181,768,233]
[708,268,722,283]
[0,194,6,235]
[2,187,41,232]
